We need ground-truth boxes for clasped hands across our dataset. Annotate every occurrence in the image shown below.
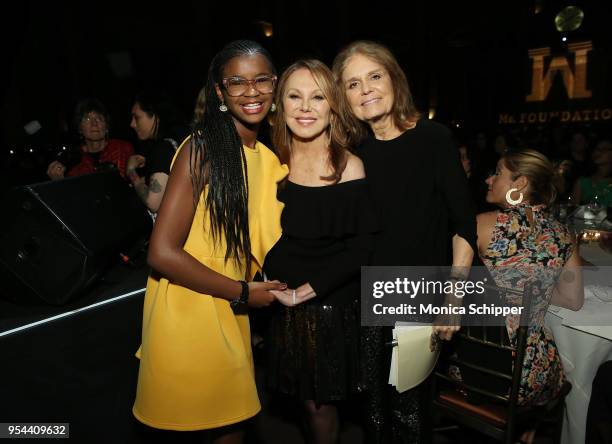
[270,283,316,307]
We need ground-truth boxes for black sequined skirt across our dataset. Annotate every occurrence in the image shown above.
[360,326,427,444]
[265,297,361,404]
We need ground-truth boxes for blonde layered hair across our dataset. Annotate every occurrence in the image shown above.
[332,40,421,145]
[503,149,561,206]
[271,59,351,183]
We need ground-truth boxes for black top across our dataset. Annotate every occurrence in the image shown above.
[264,179,378,304]
[136,138,176,184]
[358,119,477,266]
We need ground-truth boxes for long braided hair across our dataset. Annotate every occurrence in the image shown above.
[190,40,276,268]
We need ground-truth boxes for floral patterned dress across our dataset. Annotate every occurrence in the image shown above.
[481,203,574,405]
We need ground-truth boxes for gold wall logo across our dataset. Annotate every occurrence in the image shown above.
[526,41,592,102]
[499,109,612,125]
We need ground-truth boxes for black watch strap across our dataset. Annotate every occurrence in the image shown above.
[230,280,249,308]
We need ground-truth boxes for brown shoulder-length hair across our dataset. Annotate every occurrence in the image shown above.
[332,40,421,145]
[271,59,351,183]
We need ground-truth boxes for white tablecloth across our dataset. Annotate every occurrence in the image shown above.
[546,298,612,444]
[579,243,612,266]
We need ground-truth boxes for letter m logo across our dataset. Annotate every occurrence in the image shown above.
[526,41,592,102]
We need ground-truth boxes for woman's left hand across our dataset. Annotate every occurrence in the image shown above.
[271,289,297,307]
[271,282,317,307]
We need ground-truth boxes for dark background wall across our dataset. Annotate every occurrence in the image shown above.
[1,0,610,185]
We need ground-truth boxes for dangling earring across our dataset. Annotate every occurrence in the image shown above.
[329,115,337,135]
[325,121,333,142]
[505,188,523,205]
[219,103,228,112]
[270,103,277,113]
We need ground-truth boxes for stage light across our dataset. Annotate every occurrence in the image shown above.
[255,20,273,38]
[562,37,567,42]
[428,108,436,119]
[555,6,584,33]
[534,0,544,14]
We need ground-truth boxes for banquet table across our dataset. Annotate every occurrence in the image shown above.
[545,309,612,444]
[545,218,612,444]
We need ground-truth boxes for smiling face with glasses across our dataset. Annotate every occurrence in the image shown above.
[222,75,276,97]
[79,111,107,142]
[215,55,277,129]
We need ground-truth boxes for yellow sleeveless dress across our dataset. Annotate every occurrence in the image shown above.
[132,139,287,430]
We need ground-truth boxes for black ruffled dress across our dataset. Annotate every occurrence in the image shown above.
[263,179,378,404]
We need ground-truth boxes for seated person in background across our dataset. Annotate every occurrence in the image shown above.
[553,158,575,201]
[568,130,593,180]
[572,137,612,207]
[586,361,612,444]
[473,149,583,443]
[469,130,498,188]
[126,91,186,216]
[459,145,471,178]
[47,98,134,180]
[460,143,491,212]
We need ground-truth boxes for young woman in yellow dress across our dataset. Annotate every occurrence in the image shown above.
[132,40,287,444]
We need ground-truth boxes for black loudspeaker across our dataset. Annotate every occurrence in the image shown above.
[0,172,152,305]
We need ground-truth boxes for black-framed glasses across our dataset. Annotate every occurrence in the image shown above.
[221,75,277,97]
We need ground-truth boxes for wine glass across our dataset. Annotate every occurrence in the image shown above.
[586,194,605,225]
[588,193,601,211]
[558,195,576,223]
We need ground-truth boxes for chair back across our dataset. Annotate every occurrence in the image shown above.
[431,282,572,443]
[433,283,535,426]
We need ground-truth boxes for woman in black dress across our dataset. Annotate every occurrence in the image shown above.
[333,41,477,443]
[264,59,377,444]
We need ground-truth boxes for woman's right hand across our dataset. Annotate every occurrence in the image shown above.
[247,281,287,308]
[47,160,66,180]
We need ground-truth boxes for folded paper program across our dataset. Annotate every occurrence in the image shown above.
[389,323,440,393]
